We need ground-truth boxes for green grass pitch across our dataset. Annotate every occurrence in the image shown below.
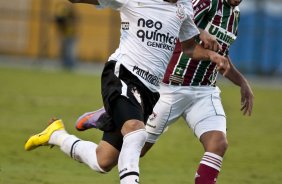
[0,66,281,184]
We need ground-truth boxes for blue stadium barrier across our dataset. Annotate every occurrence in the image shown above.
[230,1,282,75]
[229,12,257,74]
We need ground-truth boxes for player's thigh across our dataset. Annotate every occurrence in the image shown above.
[195,115,226,140]
[184,87,226,137]
[146,89,186,142]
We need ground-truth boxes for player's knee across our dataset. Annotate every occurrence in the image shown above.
[209,138,228,156]
[97,159,117,172]
[216,138,228,154]
[201,131,228,156]
[121,119,145,135]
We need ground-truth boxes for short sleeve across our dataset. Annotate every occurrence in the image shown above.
[193,0,211,23]
[178,3,200,42]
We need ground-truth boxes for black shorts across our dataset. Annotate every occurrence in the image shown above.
[101,60,159,151]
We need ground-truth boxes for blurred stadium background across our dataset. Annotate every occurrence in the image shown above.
[0,0,281,76]
[0,0,120,64]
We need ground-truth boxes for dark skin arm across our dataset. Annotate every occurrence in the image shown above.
[199,29,222,52]
[219,56,254,116]
[181,37,230,76]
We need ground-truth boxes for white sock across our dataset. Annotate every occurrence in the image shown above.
[200,152,223,171]
[49,130,105,173]
[70,140,106,173]
[118,129,148,184]
[48,130,70,146]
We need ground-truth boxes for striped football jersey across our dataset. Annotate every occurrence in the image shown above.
[163,0,240,86]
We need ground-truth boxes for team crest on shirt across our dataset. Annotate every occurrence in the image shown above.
[131,87,142,104]
[175,66,184,75]
[176,4,185,20]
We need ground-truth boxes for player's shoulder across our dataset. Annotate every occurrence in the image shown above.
[178,0,195,16]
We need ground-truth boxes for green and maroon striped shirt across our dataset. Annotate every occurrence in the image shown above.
[163,0,240,86]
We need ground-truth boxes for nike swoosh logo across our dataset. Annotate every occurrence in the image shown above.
[135,179,139,183]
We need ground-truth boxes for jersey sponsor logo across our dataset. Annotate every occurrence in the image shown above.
[206,22,237,46]
[136,18,177,51]
[121,22,129,30]
[132,65,160,86]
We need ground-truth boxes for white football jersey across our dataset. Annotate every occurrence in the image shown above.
[98,0,199,92]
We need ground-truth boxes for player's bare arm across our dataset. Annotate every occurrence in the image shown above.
[219,56,254,116]
[68,0,99,5]
[198,29,222,52]
[181,37,230,76]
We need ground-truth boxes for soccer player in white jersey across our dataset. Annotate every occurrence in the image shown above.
[75,0,253,183]
[24,0,230,183]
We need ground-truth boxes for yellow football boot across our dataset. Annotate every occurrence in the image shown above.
[24,119,65,151]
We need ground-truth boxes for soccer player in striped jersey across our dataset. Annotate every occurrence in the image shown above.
[144,0,254,183]
[75,0,253,183]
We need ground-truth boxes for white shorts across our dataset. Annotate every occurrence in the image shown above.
[146,83,226,143]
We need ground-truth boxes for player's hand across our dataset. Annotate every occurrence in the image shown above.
[209,53,230,76]
[199,29,222,52]
[240,81,254,116]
